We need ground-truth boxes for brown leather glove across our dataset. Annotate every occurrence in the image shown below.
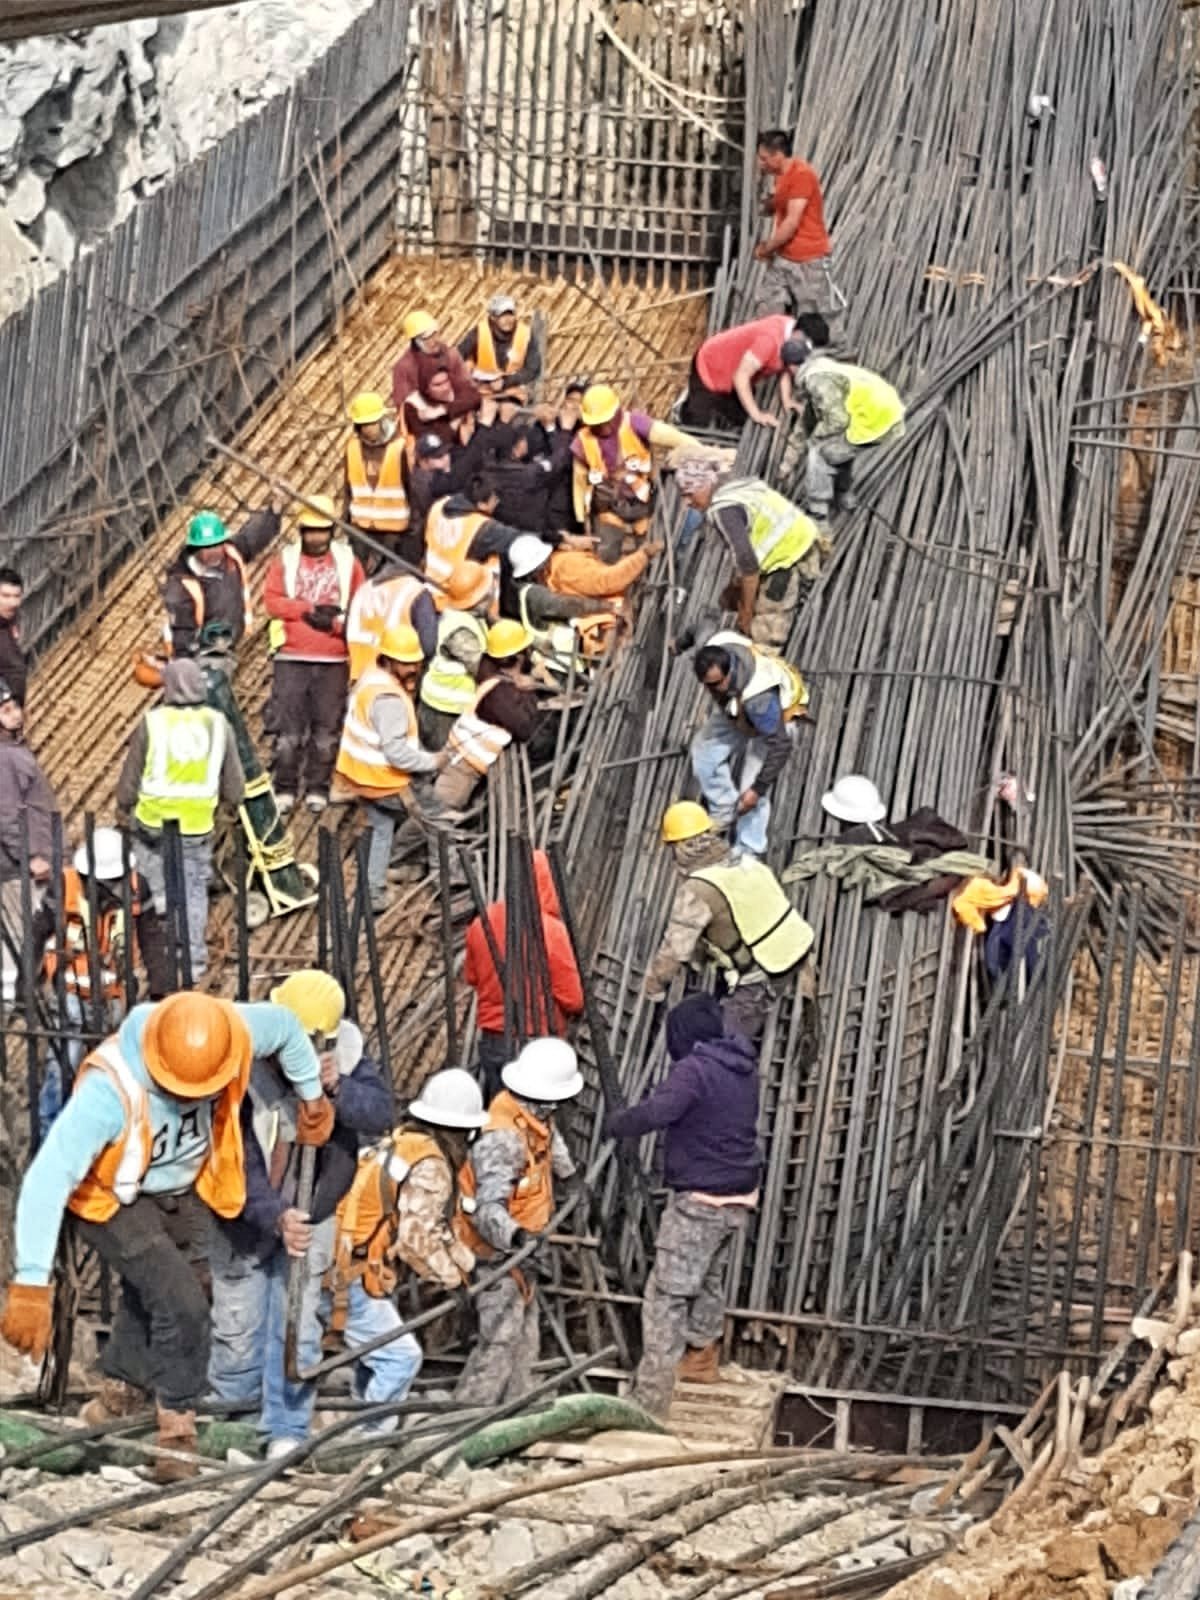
[1,1283,53,1363]
[295,1097,335,1146]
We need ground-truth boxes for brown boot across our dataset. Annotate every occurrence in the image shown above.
[153,1403,200,1484]
[676,1342,721,1384]
[79,1378,148,1427]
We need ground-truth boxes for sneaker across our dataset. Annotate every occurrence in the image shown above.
[266,1437,301,1462]
[305,792,328,814]
[275,793,296,816]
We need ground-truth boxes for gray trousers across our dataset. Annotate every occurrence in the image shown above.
[135,827,213,983]
[633,1191,749,1418]
[804,434,859,521]
[455,1273,539,1406]
[755,255,843,336]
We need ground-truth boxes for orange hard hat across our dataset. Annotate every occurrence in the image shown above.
[444,560,495,609]
[133,651,166,689]
[141,994,252,1098]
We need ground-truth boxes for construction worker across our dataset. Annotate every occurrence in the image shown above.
[690,631,808,858]
[327,1068,484,1428]
[391,310,480,415]
[673,459,823,647]
[507,531,659,614]
[163,495,285,658]
[434,620,541,812]
[458,294,542,396]
[783,337,906,524]
[402,367,479,460]
[423,475,528,602]
[262,496,365,815]
[0,678,55,1007]
[464,850,584,1099]
[208,971,392,1457]
[454,1038,581,1404]
[680,313,823,432]
[332,623,447,912]
[406,431,492,552]
[36,829,168,1138]
[0,567,27,705]
[753,129,841,329]
[115,659,245,985]
[418,586,493,751]
[0,992,334,1477]
[344,567,438,685]
[571,385,700,556]
[507,535,624,670]
[647,803,814,1040]
[605,994,759,1416]
[343,392,411,559]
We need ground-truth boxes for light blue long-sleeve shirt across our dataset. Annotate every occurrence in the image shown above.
[15,1002,322,1285]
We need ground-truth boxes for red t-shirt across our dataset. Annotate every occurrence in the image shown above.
[774,158,830,262]
[695,314,795,394]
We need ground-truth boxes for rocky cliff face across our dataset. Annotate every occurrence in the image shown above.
[0,0,375,321]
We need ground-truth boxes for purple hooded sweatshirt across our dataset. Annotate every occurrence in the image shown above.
[604,1027,760,1196]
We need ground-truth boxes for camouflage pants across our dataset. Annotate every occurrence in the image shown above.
[454,1273,539,1406]
[749,547,822,650]
[633,1191,750,1418]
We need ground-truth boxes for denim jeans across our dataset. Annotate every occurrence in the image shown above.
[208,1218,335,1445]
[136,827,213,983]
[335,1280,423,1432]
[690,713,773,857]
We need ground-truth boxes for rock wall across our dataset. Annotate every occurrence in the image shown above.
[0,0,376,321]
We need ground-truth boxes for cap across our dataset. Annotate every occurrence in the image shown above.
[417,433,449,461]
[487,293,517,317]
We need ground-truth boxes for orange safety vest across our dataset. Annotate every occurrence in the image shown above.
[474,319,531,379]
[66,1033,250,1224]
[454,1091,553,1260]
[580,414,653,510]
[424,499,492,592]
[442,678,511,777]
[346,436,410,532]
[43,869,138,1003]
[345,574,426,683]
[332,1130,443,1299]
[173,546,252,641]
[334,666,419,800]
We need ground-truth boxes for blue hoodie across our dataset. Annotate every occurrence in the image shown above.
[605,1031,761,1195]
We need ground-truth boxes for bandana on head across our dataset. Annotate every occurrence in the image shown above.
[674,455,724,496]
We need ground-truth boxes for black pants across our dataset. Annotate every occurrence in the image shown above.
[679,357,748,431]
[270,658,349,796]
[476,1032,511,1102]
[74,1192,211,1411]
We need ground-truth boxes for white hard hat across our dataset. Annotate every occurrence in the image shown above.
[502,1037,583,1102]
[74,828,130,881]
[508,535,554,580]
[408,1067,488,1130]
[821,774,887,825]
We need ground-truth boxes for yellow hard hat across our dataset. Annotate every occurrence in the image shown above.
[486,619,533,660]
[270,969,346,1036]
[349,391,387,426]
[581,383,621,427]
[379,622,425,664]
[661,800,714,844]
[403,309,438,342]
[297,494,337,530]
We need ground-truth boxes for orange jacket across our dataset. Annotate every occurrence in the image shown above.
[546,545,648,601]
[454,1091,553,1259]
[333,1130,441,1299]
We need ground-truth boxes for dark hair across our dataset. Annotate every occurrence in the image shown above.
[795,311,830,348]
[694,645,732,681]
[756,129,792,155]
[468,473,499,505]
[0,568,22,590]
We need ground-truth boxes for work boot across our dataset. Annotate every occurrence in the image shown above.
[79,1377,147,1426]
[676,1342,721,1384]
[153,1403,200,1484]
[275,792,296,817]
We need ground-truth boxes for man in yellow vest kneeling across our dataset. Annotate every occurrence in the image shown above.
[646,801,815,1042]
[0,992,334,1479]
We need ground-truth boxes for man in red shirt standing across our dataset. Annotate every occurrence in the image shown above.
[263,497,365,815]
[753,130,841,334]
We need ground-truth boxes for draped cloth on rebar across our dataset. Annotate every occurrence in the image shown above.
[781,844,991,900]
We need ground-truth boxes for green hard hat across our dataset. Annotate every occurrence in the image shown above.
[187,510,229,548]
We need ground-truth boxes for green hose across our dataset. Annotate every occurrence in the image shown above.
[0,1414,87,1474]
[457,1393,667,1467]
[0,1415,264,1474]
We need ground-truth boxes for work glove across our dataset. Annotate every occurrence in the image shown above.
[304,606,339,633]
[1,1283,53,1363]
[295,1096,335,1147]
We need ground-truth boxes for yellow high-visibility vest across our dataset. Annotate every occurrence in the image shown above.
[420,611,488,715]
[710,479,819,575]
[133,705,227,836]
[804,357,905,445]
[707,630,809,719]
[690,858,814,977]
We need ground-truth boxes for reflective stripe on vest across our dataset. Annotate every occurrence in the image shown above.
[474,318,531,379]
[173,546,252,642]
[444,679,511,776]
[804,357,905,446]
[133,706,227,836]
[347,436,410,531]
[710,479,819,575]
[424,500,490,589]
[707,631,809,719]
[454,1091,552,1260]
[689,859,814,977]
[580,415,652,506]
[333,1129,442,1298]
[420,611,488,715]
[335,666,418,798]
[43,871,129,1001]
[345,574,425,683]
[67,1040,154,1218]
[268,541,356,654]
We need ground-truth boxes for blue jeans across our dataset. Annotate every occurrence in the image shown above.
[690,713,775,857]
[331,1280,423,1433]
[208,1218,335,1445]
